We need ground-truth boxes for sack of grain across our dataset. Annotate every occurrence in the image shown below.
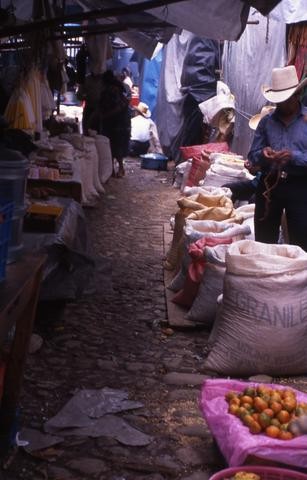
[203,240,307,376]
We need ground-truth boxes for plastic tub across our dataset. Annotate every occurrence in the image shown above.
[140,153,168,171]
[0,158,29,207]
[209,466,307,480]
[0,155,29,263]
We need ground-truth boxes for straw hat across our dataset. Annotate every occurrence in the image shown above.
[262,65,307,103]
[135,102,151,118]
[249,105,276,130]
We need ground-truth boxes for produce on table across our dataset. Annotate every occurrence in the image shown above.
[224,473,261,480]
[226,385,307,440]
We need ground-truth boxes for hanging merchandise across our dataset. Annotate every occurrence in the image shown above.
[40,72,56,120]
[287,23,307,81]
[4,83,36,132]
[24,68,43,132]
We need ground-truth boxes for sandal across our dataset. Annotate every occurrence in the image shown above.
[116,169,125,178]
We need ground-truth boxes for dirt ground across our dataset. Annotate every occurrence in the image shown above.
[3,157,307,480]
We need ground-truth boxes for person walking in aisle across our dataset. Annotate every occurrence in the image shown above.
[99,70,131,178]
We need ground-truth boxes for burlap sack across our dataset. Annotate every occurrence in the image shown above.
[203,240,307,376]
[165,193,242,271]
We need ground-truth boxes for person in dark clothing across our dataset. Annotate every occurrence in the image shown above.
[99,70,131,177]
[248,65,307,251]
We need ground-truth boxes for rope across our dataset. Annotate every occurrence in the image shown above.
[260,166,282,221]
[235,109,253,121]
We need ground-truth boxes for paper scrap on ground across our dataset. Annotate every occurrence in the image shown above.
[19,428,64,452]
[49,414,152,446]
[43,388,151,446]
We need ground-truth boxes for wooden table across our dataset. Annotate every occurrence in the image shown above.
[0,254,45,451]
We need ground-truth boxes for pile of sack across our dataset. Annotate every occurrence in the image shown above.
[166,144,307,377]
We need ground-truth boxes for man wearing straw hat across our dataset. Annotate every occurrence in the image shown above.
[247,65,307,251]
[129,102,152,157]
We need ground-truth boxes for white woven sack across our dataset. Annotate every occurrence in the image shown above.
[180,159,193,193]
[84,137,105,194]
[187,244,229,325]
[75,150,99,205]
[183,185,232,198]
[60,133,85,151]
[168,221,251,292]
[95,135,113,184]
[203,240,307,376]
[185,220,250,240]
[207,293,223,349]
[235,204,255,240]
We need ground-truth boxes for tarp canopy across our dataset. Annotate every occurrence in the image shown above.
[0,0,286,54]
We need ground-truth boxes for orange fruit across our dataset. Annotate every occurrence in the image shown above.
[226,391,239,401]
[279,430,294,441]
[265,425,280,438]
[249,420,262,434]
[252,413,260,422]
[259,412,271,429]
[263,408,274,418]
[241,395,254,406]
[281,389,295,399]
[277,410,290,424]
[238,407,249,419]
[257,385,271,396]
[230,397,241,407]
[270,401,282,414]
[271,392,282,403]
[243,415,255,427]
[283,397,297,413]
[254,396,268,412]
[228,404,239,416]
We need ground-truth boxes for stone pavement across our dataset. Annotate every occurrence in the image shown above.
[4,157,223,480]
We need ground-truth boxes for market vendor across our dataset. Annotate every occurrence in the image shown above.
[129,102,162,157]
[247,65,307,251]
[129,102,152,156]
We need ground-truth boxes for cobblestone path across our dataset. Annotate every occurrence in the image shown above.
[5,158,224,480]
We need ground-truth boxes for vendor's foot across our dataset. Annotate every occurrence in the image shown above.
[116,168,125,178]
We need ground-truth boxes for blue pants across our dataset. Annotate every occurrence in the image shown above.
[255,174,307,251]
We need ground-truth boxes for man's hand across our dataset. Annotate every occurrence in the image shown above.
[262,147,292,166]
[275,149,292,163]
[263,147,277,159]
[244,160,259,175]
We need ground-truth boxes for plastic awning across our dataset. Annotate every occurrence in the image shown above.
[0,0,287,49]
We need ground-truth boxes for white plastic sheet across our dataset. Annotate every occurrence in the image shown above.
[222,9,286,157]
[270,0,307,23]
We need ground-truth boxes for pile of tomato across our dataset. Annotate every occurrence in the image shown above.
[226,385,307,440]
